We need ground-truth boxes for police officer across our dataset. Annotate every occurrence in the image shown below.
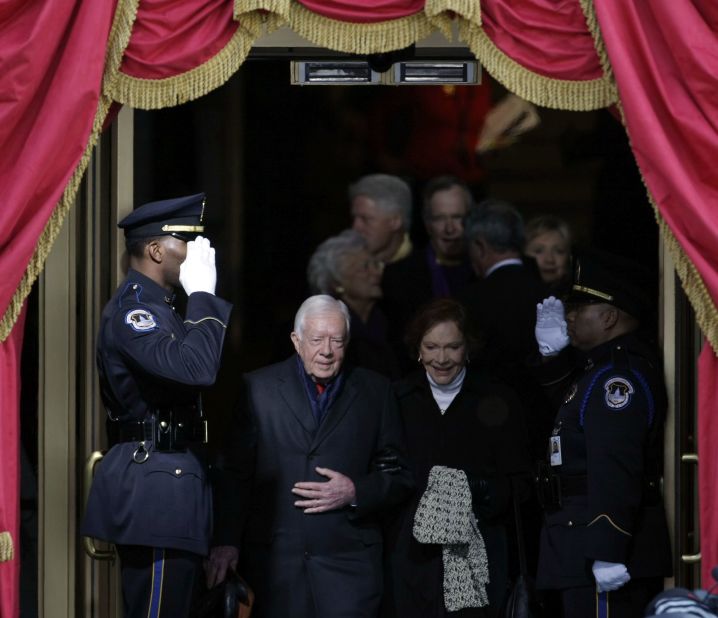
[532,253,672,618]
[81,194,232,618]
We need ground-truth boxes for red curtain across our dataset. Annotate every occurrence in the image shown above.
[298,0,424,22]
[592,0,718,584]
[0,2,117,615]
[120,0,238,79]
[0,307,26,618]
[1,0,718,611]
[481,0,603,80]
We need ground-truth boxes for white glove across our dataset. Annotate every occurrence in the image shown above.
[592,560,631,592]
[179,235,216,296]
[535,296,570,356]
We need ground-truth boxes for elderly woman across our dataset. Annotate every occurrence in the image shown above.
[524,215,572,293]
[384,299,531,618]
[307,229,400,378]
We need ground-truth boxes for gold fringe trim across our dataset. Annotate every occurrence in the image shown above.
[234,0,291,24]
[102,0,141,96]
[281,3,434,55]
[578,0,618,101]
[110,22,256,110]
[0,96,113,342]
[0,531,12,562]
[424,0,481,40]
[658,210,718,354]
[458,20,616,111]
[608,97,718,353]
[0,0,137,341]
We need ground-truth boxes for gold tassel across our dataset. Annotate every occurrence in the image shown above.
[0,531,13,563]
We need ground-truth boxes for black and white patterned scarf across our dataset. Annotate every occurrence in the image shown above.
[413,465,490,611]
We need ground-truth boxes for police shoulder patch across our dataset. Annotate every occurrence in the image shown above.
[603,376,635,410]
[124,308,157,332]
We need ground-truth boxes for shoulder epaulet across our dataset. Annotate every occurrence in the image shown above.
[117,281,144,308]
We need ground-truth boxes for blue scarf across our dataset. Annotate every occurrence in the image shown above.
[296,355,345,427]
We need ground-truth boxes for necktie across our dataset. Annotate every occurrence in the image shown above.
[313,382,327,425]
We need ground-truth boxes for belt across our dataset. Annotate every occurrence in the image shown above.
[110,415,208,451]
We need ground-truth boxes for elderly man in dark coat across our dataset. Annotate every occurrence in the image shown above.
[207,295,414,618]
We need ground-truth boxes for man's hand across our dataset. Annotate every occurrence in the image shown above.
[179,235,217,296]
[292,467,356,513]
[535,296,570,356]
[205,545,239,588]
[592,560,631,592]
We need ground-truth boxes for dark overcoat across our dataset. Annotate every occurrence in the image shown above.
[213,357,414,618]
[384,369,532,618]
[81,269,232,556]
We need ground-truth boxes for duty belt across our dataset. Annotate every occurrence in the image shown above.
[110,409,208,452]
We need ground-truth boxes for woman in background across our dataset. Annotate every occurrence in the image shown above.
[307,229,400,378]
[384,299,531,618]
[524,215,572,294]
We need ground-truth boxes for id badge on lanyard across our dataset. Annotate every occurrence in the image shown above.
[549,422,562,467]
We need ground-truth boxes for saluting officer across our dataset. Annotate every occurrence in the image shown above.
[81,194,232,618]
[532,253,672,618]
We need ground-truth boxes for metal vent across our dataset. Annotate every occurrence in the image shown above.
[293,61,380,85]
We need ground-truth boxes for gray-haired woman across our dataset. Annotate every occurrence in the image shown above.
[307,229,400,378]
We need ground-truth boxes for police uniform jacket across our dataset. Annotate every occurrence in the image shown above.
[213,357,414,618]
[81,269,232,556]
[535,333,672,589]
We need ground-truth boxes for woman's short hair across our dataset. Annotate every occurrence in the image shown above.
[293,295,351,340]
[525,215,572,247]
[404,298,480,359]
[307,229,367,294]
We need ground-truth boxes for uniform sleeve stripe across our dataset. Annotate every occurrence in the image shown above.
[632,369,656,426]
[184,317,227,328]
[587,513,632,536]
[579,365,613,426]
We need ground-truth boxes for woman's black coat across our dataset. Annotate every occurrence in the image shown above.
[383,368,532,618]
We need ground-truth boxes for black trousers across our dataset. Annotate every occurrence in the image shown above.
[560,577,664,618]
[117,545,202,618]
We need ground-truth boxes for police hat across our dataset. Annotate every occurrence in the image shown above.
[119,193,206,240]
[565,250,654,319]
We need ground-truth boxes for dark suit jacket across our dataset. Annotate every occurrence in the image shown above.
[214,356,414,618]
[459,261,552,459]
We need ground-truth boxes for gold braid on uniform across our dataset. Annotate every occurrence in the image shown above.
[0,531,13,562]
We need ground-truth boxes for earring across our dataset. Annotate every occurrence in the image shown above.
[417,355,422,363]
[334,285,345,295]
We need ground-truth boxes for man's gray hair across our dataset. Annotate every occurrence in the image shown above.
[294,295,351,340]
[422,175,474,221]
[464,199,525,253]
[307,229,367,294]
[348,173,412,230]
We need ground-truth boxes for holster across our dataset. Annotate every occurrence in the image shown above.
[535,461,562,510]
